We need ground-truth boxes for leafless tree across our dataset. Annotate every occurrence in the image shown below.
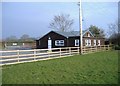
[108,21,118,36]
[108,20,120,46]
[49,14,74,32]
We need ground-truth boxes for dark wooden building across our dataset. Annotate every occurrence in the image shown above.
[36,30,105,49]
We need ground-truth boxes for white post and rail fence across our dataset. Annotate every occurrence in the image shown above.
[0,45,111,66]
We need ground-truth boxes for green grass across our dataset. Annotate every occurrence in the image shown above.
[2,51,118,84]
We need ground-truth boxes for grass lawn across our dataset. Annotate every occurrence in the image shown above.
[2,51,118,84]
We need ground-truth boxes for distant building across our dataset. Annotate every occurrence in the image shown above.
[4,41,36,49]
[36,30,105,49]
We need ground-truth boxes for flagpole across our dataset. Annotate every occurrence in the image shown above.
[79,0,83,54]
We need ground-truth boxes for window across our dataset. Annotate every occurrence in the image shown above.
[85,39,88,46]
[98,40,100,46]
[23,43,25,46]
[88,39,91,46]
[85,39,91,46]
[75,39,79,46]
[13,43,17,46]
[55,40,64,46]
[87,33,90,37]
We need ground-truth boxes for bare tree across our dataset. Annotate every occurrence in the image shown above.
[108,20,120,46]
[108,21,118,37]
[20,34,35,42]
[49,14,74,32]
[6,35,18,42]
[20,34,30,40]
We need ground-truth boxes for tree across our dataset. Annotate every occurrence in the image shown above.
[108,21,120,46]
[6,35,18,42]
[88,25,105,37]
[20,34,35,42]
[20,34,30,40]
[108,21,118,36]
[49,13,74,32]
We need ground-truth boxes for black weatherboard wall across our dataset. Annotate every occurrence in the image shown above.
[36,31,67,49]
[67,36,80,47]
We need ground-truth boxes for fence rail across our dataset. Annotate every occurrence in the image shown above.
[0,45,110,66]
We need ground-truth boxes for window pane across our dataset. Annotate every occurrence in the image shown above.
[55,40,64,46]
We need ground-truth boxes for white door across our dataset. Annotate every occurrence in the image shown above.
[94,40,96,46]
[48,37,52,50]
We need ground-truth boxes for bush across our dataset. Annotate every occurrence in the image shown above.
[114,45,120,50]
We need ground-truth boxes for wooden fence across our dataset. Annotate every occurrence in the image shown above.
[0,45,110,66]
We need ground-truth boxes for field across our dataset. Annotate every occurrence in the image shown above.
[2,50,118,84]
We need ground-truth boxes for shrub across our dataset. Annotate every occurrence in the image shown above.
[114,45,120,50]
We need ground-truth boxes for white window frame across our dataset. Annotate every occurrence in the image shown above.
[94,40,96,46]
[55,40,64,46]
[98,40,100,46]
[23,43,25,46]
[85,39,88,46]
[88,39,91,46]
[13,43,17,46]
[88,33,90,37]
[75,39,79,46]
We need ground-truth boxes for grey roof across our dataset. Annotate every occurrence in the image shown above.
[37,30,94,40]
[55,31,79,37]
[54,30,89,37]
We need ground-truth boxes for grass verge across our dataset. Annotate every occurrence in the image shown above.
[2,51,118,84]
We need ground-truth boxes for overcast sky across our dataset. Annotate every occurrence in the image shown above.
[2,2,118,39]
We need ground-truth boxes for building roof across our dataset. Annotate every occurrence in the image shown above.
[37,30,94,40]
[54,30,94,37]
[55,31,79,37]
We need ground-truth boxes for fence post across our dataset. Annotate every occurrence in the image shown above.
[82,46,84,54]
[96,46,97,52]
[83,46,86,54]
[48,49,51,58]
[108,45,109,51]
[104,45,105,51]
[34,49,36,60]
[17,50,19,62]
[78,47,79,54]
[90,46,92,53]
[100,45,101,51]
[94,46,95,52]
[69,47,71,55]
[60,48,61,57]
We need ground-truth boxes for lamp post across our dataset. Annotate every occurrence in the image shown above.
[78,0,83,54]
